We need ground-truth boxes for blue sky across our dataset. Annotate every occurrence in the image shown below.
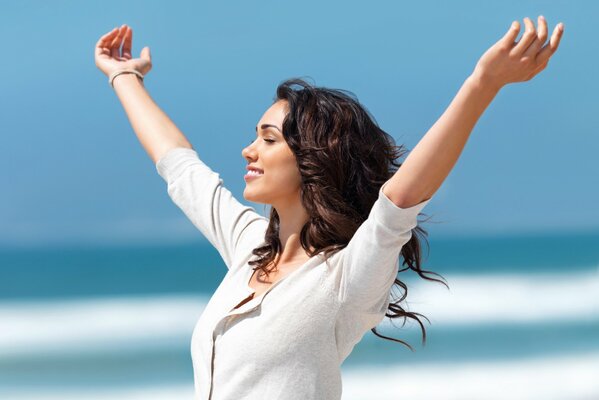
[1,0,597,247]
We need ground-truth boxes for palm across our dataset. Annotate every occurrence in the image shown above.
[94,24,152,78]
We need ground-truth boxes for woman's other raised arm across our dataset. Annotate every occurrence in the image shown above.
[94,24,192,163]
[385,16,564,209]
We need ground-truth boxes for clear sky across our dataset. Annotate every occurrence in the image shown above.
[1,0,597,247]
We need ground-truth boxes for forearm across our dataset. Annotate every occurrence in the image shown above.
[112,73,193,164]
[384,72,500,208]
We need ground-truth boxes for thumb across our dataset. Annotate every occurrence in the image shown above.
[501,20,520,46]
[140,46,151,61]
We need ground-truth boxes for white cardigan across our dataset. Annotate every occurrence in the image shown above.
[156,147,432,400]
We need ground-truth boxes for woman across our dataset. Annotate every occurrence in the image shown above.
[94,16,563,400]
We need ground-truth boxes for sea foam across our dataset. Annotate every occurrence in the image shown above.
[1,351,598,400]
[1,268,597,356]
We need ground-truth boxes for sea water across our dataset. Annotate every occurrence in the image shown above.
[1,231,598,399]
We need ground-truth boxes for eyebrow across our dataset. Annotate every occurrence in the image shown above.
[255,124,282,134]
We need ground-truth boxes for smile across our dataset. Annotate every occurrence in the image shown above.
[244,170,264,180]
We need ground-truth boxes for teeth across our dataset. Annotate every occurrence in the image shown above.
[247,170,263,176]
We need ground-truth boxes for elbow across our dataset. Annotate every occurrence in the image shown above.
[393,192,433,209]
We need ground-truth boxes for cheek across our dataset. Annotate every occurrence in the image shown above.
[268,159,301,187]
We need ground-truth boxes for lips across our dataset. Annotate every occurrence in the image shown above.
[246,166,264,173]
[245,165,264,181]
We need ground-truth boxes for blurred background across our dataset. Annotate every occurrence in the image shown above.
[1,0,597,399]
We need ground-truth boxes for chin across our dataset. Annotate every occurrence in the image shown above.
[243,188,265,204]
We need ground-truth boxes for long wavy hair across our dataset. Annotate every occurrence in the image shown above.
[248,77,448,350]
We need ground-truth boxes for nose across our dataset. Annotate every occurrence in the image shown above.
[242,140,257,161]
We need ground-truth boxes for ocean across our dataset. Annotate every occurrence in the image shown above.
[1,230,598,399]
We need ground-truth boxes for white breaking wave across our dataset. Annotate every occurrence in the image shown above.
[383,266,599,327]
[1,352,598,400]
[1,268,597,356]
[0,295,209,356]
[341,351,599,400]
[0,385,195,400]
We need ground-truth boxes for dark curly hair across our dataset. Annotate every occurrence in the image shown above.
[248,77,448,350]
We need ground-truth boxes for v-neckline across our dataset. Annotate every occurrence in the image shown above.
[243,252,324,295]
[227,252,325,314]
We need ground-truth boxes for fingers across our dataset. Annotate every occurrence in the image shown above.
[536,22,564,65]
[512,17,538,57]
[536,15,548,45]
[96,27,118,48]
[500,20,520,47]
[521,16,546,59]
[95,27,119,56]
[110,24,127,59]
[122,26,132,59]
[140,46,151,62]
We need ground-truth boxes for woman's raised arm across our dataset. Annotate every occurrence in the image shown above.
[94,24,192,163]
[384,16,564,209]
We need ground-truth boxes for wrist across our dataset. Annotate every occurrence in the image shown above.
[111,71,144,89]
[467,69,503,95]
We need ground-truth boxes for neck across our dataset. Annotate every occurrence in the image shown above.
[273,199,313,264]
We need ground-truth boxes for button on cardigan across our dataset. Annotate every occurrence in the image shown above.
[155,147,432,400]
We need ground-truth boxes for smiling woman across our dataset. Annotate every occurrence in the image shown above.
[240,78,446,342]
[241,100,307,220]
[95,15,564,400]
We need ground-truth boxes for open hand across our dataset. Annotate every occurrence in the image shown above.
[94,24,152,78]
[473,16,564,90]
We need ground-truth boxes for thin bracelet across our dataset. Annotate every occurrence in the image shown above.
[109,69,144,88]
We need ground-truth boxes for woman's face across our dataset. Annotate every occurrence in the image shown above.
[242,100,302,206]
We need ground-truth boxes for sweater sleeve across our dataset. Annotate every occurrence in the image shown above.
[337,180,432,322]
[155,147,268,270]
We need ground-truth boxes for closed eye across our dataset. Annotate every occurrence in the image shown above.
[249,138,276,145]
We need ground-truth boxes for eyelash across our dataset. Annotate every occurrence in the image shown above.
[249,139,275,145]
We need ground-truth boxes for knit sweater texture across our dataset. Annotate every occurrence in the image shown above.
[156,147,432,399]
